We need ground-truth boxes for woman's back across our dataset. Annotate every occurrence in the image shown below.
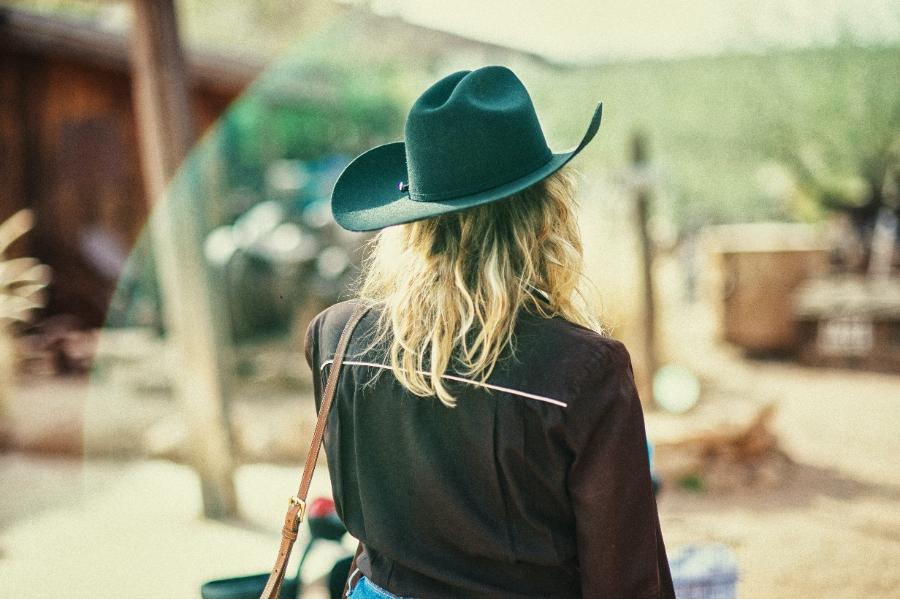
[305,299,674,598]
[302,65,675,598]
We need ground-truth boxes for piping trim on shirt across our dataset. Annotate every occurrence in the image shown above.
[320,358,568,408]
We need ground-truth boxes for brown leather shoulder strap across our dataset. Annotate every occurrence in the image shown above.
[261,303,371,599]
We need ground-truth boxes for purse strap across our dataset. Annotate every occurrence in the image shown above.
[261,304,370,599]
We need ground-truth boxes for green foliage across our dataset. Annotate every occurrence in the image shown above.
[213,64,405,197]
[529,44,900,227]
[760,44,900,218]
[677,473,706,493]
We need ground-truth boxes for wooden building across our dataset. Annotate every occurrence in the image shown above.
[0,7,262,327]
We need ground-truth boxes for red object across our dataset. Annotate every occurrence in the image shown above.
[308,497,336,519]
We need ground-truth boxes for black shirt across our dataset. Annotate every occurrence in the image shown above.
[305,299,675,598]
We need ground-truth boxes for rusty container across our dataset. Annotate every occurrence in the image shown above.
[703,223,829,354]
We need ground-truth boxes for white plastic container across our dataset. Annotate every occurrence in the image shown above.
[669,543,739,599]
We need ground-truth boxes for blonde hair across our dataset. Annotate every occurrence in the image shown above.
[356,167,602,407]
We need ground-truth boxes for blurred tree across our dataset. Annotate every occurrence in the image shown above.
[765,43,900,268]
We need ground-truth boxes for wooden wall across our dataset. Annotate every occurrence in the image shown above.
[0,10,251,327]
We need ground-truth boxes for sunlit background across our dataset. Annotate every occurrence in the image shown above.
[1,1,899,597]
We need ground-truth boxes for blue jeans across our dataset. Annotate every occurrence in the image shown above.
[346,575,402,599]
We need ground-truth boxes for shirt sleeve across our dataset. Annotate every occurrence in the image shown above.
[304,315,316,371]
[566,341,675,598]
[304,312,323,412]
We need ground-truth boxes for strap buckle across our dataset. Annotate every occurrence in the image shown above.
[288,496,306,530]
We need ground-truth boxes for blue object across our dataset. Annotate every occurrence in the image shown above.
[347,575,404,599]
[647,438,662,496]
[669,543,739,599]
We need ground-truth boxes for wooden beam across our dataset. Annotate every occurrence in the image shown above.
[631,132,658,410]
[129,0,237,519]
[1,6,263,97]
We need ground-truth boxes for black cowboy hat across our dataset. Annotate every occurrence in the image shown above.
[330,65,603,232]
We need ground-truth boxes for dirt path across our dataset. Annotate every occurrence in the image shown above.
[0,454,341,598]
[645,303,900,598]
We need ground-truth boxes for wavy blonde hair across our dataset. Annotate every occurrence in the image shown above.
[356,166,602,407]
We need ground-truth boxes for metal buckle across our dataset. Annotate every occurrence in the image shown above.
[288,496,306,529]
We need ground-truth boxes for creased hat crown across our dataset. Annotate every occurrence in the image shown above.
[404,66,552,202]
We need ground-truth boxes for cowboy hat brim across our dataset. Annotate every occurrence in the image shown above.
[331,103,603,232]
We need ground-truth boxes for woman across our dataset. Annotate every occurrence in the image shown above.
[305,66,675,598]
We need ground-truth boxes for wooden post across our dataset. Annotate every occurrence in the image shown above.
[129,0,238,519]
[631,132,657,410]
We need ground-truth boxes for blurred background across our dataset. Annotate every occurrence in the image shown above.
[0,0,899,597]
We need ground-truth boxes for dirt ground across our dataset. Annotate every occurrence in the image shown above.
[649,299,900,598]
[652,351,900,598]
[1,304,898,598]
